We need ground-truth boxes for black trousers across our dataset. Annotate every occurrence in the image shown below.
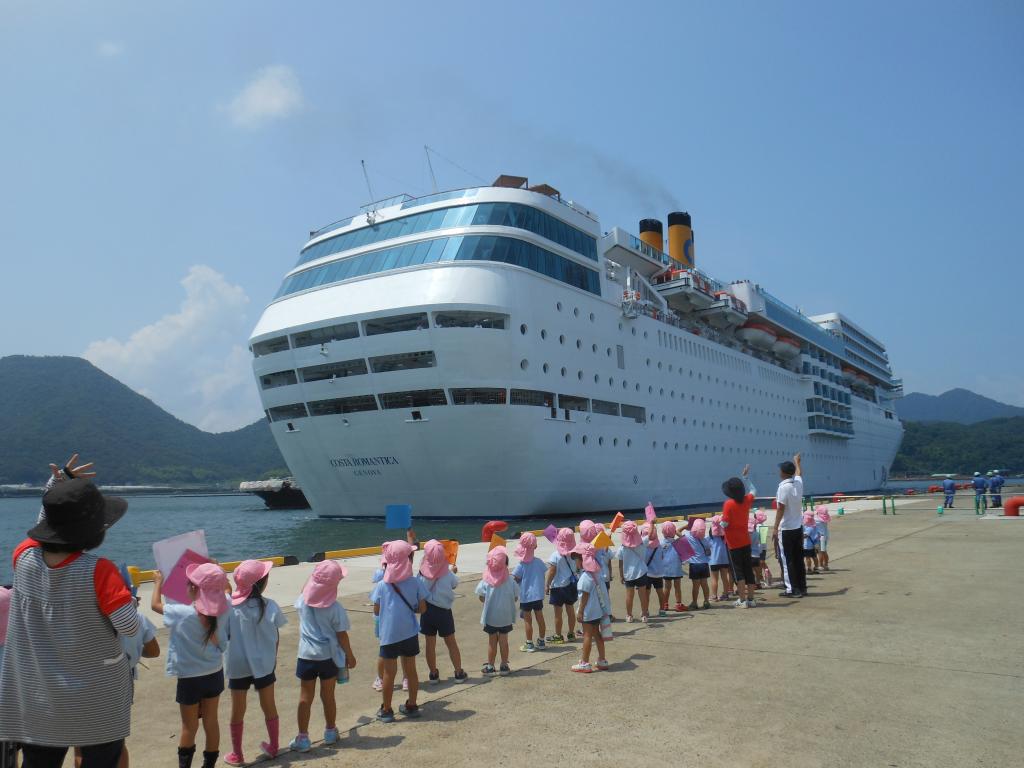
[20,740,123,768]
[779,528,807,594]
[728,545,756,586]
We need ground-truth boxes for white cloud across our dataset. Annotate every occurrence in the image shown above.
[84,266,264,432]
[96,41,124,58]
[224,65,303,127]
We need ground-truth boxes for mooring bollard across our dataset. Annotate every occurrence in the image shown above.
[937,505,944,516]
[882,497,888,515]
[837,506,845,516]
[890,496,896,514]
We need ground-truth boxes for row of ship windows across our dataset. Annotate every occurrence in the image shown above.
[297,201,597,267]
[276,235,601,300]
[252,311,507,357]
[260,351,438,390]
[657,329,755,377]
[266,389,649,423]
[563,435,813,452]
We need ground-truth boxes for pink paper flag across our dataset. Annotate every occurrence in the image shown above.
[645,502,657,522]
[672,537,695,561]
[543,524,558,543]
[162,548,212,605]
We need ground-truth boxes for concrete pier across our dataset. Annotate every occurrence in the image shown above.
[108,496,1023,766]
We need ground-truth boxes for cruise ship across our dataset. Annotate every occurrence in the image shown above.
[248,175,904,518]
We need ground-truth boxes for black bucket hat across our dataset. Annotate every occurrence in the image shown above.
[721,477,746,503]
[28,478,127,548]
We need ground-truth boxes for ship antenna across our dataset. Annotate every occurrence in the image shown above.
[425,145,439,193]
[361,160,377,223]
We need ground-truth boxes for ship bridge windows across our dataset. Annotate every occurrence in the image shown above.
[510,389,554,407]
[276,235,601,300]
[450,388,508,405]
[433,311,507,329]
[558,394,590,413]
[267,403,309,422]
[292,322,359,349]
[308,395,379,415]
[252,336,290,357]
[260,370,298,390]
[370,351,436,373]
[364,313,430,336]
[380,389,448,409]
[300,359,369,383]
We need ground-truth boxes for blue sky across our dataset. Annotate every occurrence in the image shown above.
[1,1,1021,430]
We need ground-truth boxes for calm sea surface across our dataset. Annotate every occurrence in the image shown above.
[3,479,1016,585]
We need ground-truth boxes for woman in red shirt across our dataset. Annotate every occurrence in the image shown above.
[721,465,758,608]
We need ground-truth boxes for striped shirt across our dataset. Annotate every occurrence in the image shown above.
[0,541,139,747]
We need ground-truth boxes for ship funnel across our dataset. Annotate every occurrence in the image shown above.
[639,219,664,253]
[668,211,694,268]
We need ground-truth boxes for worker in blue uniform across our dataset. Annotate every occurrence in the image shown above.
[989,471,1004,508]
[941,475,956,508]
[972,472,989,511]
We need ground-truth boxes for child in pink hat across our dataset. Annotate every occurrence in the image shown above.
[222,560,287,764]
[512,532,548,652]
[475,546,520,675]
[802,513,821,574]
[417,540,467,684]
[579,520,614,619]
[570,543,611,673]
[641,522,669,617]
[814,506,832,572]
[659,521,687,612]
[152,562,230,768]
[288,560,355,753]
[543,528,580,643]
[708,515,735,601]
[684,518,712,609]
[372,541,429,722]
[616,520,652,622]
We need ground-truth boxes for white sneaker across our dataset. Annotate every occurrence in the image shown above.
[734,599,746,608]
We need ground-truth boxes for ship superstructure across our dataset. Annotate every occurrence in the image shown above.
[249,175,903,518]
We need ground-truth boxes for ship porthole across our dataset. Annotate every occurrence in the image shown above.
[543,363,550,373]
[520,324,528,335]
[541,329,547,340]
[582,435,588,445]
[557,302,563,311]
[627,439,632,448]
[598,437,604,446]
[520,359,529,371]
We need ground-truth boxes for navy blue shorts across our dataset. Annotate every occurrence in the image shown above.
[688,563,710,580]
[420,602,456,638]
[624,577,647,589]
[176,669,224,705]
[803,548,817,558]
[520,599,544,613]
[710,563,729,572]
[646,576,664,589]
[296,658,339,681]
[549,584,578,606]
[484,624,513,635]
[229,672,276,691]
[380,635,420,659]
[581,617,602,627]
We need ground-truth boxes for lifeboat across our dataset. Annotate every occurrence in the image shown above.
[654,269,715,313]
[772,336,801,359]
[840,366,856,384]
[736,321,777,350]
[698,291,748,329]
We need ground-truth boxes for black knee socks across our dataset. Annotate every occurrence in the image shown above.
[201,750,219,768]
[177,746,196,768]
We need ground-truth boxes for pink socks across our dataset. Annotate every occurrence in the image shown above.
[229,722,244,758]
[263,717,280,757]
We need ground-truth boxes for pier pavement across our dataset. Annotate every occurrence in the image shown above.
[114,495,1021,767]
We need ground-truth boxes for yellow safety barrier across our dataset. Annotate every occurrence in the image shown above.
[127,555,296,585]
[315,545,383,562]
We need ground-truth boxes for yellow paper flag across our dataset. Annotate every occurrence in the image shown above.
[609,511,625,532]
[488,534,506,551]
[441,539,459,565]
[592,530,613,549]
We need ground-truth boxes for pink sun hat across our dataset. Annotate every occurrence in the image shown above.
[514,532,538,563]
[710,515,724,537]
[620,520,642,548]
[573,542,600,574]
[578,519,599,543]
[382,540,415,583]
[661,521,678,539]
[185,562,230,617]
[419,539,449,580]
[748,515,758,533]
[754,510,767,523]
[483,546,510,586]
[815,505,831,523]
[231,559,274,606]
[0,586,11,645]
[555,527,577,556]
[302,560,347,608]
[690,518,707,538]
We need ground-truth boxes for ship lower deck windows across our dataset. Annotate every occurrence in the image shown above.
[450,388,507,405]
[370,351,436,373]
[260,370,298,390]
[308,395,379,415]
[380,389,448,409]
[592,399,619,416]
[434,311,507,329]
[252,336,290,357]
[300,359,369,382]
[267,403,309,422]
[292,322,359,348]
[365,313,430,336]
[620,404,646,424]
[510,389,554,407]
[558,394,589,413]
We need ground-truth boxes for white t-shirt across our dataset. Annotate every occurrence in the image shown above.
[775,475,804,530]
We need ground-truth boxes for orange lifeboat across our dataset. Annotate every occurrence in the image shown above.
[736,322,777,350]
[772,335,801,359]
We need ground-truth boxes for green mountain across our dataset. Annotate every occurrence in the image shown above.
[0,355,286,485]
[891,416,1024,476]
[897,388,1024,424]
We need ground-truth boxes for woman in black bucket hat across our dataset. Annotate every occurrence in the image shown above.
[0,458,140,768]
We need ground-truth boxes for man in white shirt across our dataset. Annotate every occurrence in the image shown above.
[772,453,807,597]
